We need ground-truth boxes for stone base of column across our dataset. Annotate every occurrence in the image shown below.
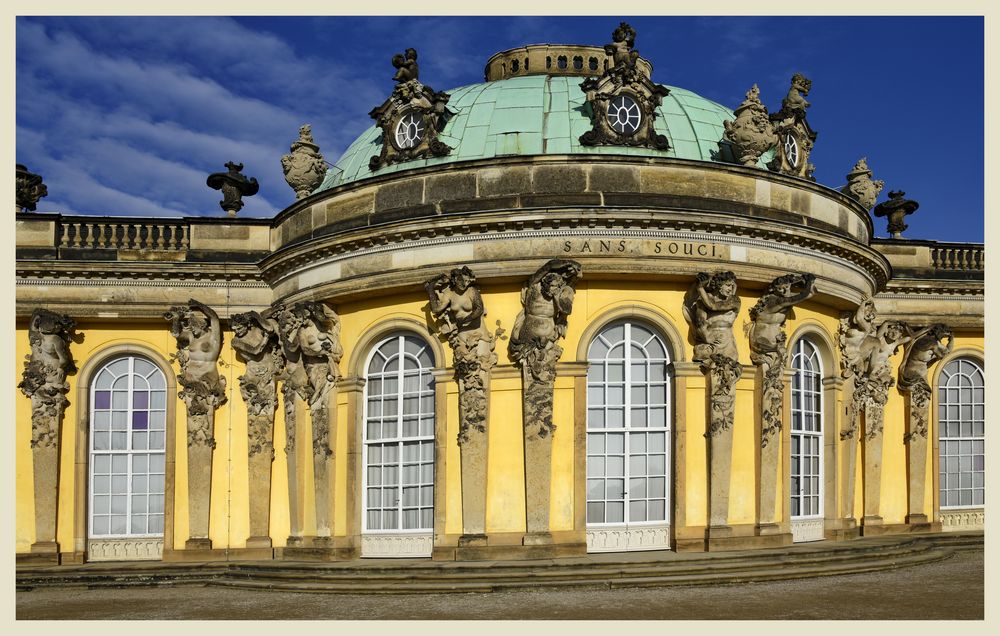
[18,542,60,565]
[227,546,275,560]
[185,537,213,550]
[754,522,783,536]
[458,533,488,547]
[245,535,273,549]
[707,523,789,551]
[522,531,553,546]
[824,518,860,541]
[286,535,305,547]
[280,538,357,561]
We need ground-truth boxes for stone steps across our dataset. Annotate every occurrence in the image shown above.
[16,532,982,593]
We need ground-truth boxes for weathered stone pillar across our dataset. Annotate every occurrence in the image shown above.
[231,311,283,551]
[424,267,502,547]
[164,300,227,550]
[19,309,76,560]
[272,301,343,550]
[861,406,884,528]
[747,273,816,536]
[508,259,581,544]
[839,379,860,525]
[898,324,952,528]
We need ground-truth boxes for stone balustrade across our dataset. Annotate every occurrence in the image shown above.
[931,244,983,271]
[57,218,190,251]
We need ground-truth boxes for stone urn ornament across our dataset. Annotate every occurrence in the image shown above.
[281,124,327,200]
[16,164,48,213]
[873,190,919,238]
[723,85,777,167]
[839,158,885,210]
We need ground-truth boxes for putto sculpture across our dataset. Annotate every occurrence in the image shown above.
[19,309,76,449]
[768,73,817,180]
[368,48,452,171]
[206,161,259,217]
[873,190,919,239]
[579,22,670,151]
[839,158,885,210]
[509,258,581,540]
[16,164,48,213]
[748,273,817,444]
[724,85,777,167]
[281,124,327,200]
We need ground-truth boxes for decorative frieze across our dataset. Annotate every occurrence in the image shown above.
[509,258,581,538]
[164,299,226,548]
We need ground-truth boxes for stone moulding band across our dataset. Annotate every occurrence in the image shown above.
[273,226,884,289]
[15,278,270,288]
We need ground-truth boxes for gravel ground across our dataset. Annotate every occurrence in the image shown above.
[16,548,984,620]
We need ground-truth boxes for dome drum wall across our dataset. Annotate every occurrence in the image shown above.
[264,155,885,309]
[484,44,654,82]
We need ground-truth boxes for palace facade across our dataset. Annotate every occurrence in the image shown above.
[16,24,983,564]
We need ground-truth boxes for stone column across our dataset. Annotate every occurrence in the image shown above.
[164,300,226,550]
[839,379,860,526]
[507,259,581,545]
[423,267,501,548]
[756,364,781,533]
[231,310,283,551]
[706,356,742,533]
[311,384,336,542]
[19,309,76,559]
[862,407,884,529]
[283,384,306,546]
[904,393,930,526]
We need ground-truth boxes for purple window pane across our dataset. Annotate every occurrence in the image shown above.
[132,411,149,430]
[133,392,149,409]
[95,391,111,409]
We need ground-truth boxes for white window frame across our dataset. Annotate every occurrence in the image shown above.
[585,320,672,552]
[361,334,435,538]
[88,355,166,541]
[938,357,985,510]
[790,338,824,543]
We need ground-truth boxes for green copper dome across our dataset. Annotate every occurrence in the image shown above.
[318,75,752,192]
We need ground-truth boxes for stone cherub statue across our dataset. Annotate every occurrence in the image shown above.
[426,267,503,444]
[281,124,326,200]
[19,309,76,448]
[748,273,817,444]
[392,48,419,83]
[605,22,640,71]
[164,300,227,427]
[781,73,812,119]
[839,158,885,211]
[724,84,778,167]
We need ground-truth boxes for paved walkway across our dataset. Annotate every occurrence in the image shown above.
[16,547,983,620]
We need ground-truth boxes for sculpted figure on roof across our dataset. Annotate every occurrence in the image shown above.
[392,48,419,83]
[840,158,885,210]
[605,22,640,70]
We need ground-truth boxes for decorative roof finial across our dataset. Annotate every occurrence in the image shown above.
[282,124,326,200]
[16,164,48,213]
[605,22,640,72]
[206,161,259,217]
[839,157,885,210]
[873,190,919,239]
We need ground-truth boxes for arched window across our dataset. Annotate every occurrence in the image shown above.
[89,356,166,544]
[790,338,824,542]
[586,320,671,552]
[938,358,984,509]
[362,333,435,556]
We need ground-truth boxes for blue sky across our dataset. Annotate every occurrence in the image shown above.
[15,16,984,242]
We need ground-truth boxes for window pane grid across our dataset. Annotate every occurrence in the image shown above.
[939,358,985,509]
[90,356,166,538]
[586,321,670,527]
[364,335,435,532]
[790,339,823,519]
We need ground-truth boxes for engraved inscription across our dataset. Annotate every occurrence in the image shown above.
[561,239,725,258]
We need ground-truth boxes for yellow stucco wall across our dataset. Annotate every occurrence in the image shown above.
[15,288,985,555]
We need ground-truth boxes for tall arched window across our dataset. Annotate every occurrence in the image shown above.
[362,333,435,557]
[790,338,824,542]
[938,358,984,509]
[586,320,671,552]
[89,356,166,555]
